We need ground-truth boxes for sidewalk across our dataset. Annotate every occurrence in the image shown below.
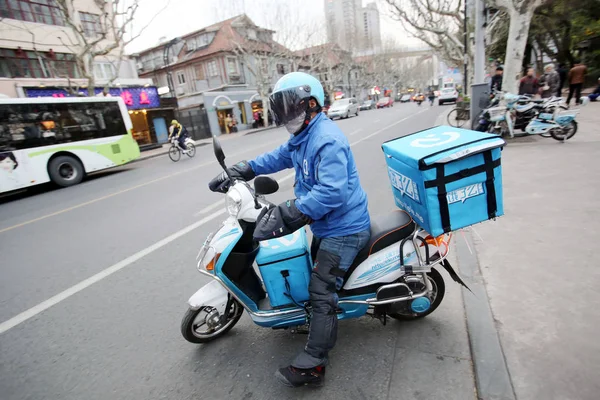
[456,102,600,400]
[136,125,277,162]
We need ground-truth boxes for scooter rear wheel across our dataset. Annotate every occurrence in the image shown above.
[181,300,243,343]
[388,268,445,321]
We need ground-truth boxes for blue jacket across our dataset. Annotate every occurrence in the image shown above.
[249,113,370,238]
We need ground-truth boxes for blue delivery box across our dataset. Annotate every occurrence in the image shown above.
[382,126,505,237]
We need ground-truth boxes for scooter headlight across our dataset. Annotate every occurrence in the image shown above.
[226,187,242,217]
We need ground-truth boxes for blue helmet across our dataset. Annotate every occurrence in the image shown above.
[272,72,325,106]
[269,72,325,134]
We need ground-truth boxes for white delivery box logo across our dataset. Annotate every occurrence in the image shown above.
[410,131,460,148]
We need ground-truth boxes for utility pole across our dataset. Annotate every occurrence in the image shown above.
[474,0,486,83]
[463,0,468,93]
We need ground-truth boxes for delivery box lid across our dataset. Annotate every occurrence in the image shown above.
[256,229,309,265]
[382,126,505,170]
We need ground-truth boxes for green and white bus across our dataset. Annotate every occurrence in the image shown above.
[0,97,140,193]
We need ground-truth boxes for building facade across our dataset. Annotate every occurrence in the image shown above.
[362,3,382,54]
[133,15,294,138]
[0,0,168,148]
[324,0,382,54]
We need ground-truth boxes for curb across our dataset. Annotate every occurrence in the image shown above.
[455,231,517,400]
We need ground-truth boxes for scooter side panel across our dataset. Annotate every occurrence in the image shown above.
[343,242,418,290]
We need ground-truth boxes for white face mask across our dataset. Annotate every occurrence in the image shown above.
[285,113,306,134]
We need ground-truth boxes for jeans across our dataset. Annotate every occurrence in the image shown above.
[567,83,583,105]
[292,229,371,369]
[177,134,188,150]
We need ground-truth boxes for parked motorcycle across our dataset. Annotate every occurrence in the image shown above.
[180,137,468,344]
[480,95,587,140]
[525,109,581,141]
[475,93,566,135]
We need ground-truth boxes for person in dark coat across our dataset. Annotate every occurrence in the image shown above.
[557,63,568,97]
[540,64,560,99]
[519,68,539,96]
[490,66,503,92]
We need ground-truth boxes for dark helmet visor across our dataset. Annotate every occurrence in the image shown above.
[269,85,311,126]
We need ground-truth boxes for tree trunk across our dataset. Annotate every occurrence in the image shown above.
[503,10,534,94]
[82,53,96,96]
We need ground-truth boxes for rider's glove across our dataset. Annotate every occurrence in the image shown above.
[208,160,256,193]
[253,199,312,241]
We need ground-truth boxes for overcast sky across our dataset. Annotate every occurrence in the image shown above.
[126,0,421,54]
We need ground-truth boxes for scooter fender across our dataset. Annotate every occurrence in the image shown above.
[187,280,229,312]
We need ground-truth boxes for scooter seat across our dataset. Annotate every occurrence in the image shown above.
[344,210,415,280]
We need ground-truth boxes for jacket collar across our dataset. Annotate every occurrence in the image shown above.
[288,112,325,150]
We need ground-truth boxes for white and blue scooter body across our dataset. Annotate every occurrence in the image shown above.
[188,182,448,330]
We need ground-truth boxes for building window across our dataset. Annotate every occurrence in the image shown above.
[195,65,205,80]
[93,62,114,80]
[207,60,218,77]
[247,29,257,40]
[176,71,186,84]
[0,0,65,26]
[80,12,102,37]
[0,48,78,79]
[260,58,268,73]
[276,64,285,75]
[226,57,239,75]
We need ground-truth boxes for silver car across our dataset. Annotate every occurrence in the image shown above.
[327,98,359,119]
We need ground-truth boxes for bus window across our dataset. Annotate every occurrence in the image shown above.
[0,102,127,151]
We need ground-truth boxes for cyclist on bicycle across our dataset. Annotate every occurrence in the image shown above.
[169,120,190,153]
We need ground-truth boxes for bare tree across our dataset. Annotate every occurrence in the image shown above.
[383,0,468,70]
[490,0,551,94]
[229,16,297,128]
[54,0,168,95]
[297,43,353,103]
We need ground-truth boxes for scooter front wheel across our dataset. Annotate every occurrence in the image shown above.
[181,300,243,344]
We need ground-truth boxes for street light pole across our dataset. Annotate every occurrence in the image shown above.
[474,0,486,83]
[463,0,468,94]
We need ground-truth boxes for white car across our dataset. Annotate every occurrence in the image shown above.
[327,98,359,119]
[438,88,458,105]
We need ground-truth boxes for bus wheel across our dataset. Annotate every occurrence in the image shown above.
[48,155,84,187]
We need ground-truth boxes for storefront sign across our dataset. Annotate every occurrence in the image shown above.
[25,86,161,110]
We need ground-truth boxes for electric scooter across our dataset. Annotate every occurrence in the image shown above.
[180,137,467,343]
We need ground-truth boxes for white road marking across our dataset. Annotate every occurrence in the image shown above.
[193,200,225,217]
[348,129,362,136]
[0,139,283,234]
[374,119,381,122]
[0,107,431,334]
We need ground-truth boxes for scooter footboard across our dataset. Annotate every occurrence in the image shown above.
[188,280,229,312]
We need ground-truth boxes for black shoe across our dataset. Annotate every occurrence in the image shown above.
[275,365,325,387]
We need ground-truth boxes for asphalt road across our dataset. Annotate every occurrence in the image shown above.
[0,103,476,400]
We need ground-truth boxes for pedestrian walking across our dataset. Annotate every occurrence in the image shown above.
[566,60,588,106]
[540,64,560,99]
[557,63,568,97]
[231,115,238,133]
[519,68,539,96]
[427,90,435,105]
[490,66,503,92]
